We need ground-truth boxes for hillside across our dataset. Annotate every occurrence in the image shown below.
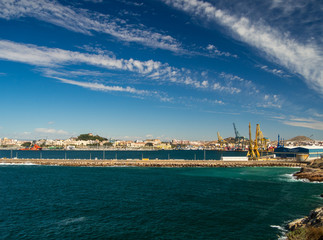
[76,134,107,142]
[289,136,313,142]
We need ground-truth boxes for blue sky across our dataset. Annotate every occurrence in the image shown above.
[0,0,323,141]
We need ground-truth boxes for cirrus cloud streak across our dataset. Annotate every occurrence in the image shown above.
[162,0,323,95]
[0,0,183,52]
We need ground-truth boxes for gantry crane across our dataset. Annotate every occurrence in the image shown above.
[233,123,244,149]
[258,129,268,151]
[247,123,256,159]
[254,124,260,158]
[217,132,226,149]
[247,123,261,160]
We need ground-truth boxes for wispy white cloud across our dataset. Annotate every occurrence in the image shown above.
[0,0,183,52]
[0,40,163,74]
[178,96,225,106]
[217,72,259,94]
[84,0,103,3]
[56,76,151,95]
[213,82,241,94]
[220,72,245,82]
[258,94,282,109]
[256,64,291,78]
[0,40,217,91]
[271,115,286,120]
[35,128,69,135]
[306,109,323,118]
[145,134,153,138]
[52,76,175,102]
[206,44,238,58]
[42,68,108,78]
[283,118,323,130]
[163,0,323,95]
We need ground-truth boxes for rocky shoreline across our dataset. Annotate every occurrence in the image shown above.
[287,159,323,239]
[287,207,323,240]
[293,159,323,182]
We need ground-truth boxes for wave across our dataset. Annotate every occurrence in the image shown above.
[270,224,288,240]
[278,173,323,184]
[314,195,323,200]
[0,162,38,166]
[58,217,86,226]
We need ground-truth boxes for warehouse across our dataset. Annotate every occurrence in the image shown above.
[274,146,323,160]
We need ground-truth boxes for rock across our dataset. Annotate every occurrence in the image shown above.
[288,207,323,231]
[321,193,323,198]
[294,167,323,182]
[288,218,306,231]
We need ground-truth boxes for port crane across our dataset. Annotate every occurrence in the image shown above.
[258,129,268,150]
[217,132,226,149]
[277,134,284,148]
[233,123,244,149]
[247,123,256,159]
[254,124,261,158]
[247,123,261,160]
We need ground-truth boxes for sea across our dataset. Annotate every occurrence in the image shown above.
[0,164,322,239]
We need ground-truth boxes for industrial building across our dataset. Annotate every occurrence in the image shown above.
[274,146,323,160]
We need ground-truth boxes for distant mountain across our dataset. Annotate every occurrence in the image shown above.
[289,136,313,142]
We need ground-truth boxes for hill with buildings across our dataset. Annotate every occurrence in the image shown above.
[289,136,313,142]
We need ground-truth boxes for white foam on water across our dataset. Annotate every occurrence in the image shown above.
[0,162,38,166]
[270,225,286,232]
[278,173,323,183]
[58,217,86,226]
[277,235,287,240]
[270,224,288,240]
[314,195,323,200]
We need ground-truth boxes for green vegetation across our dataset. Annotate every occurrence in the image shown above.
[145,143,153,147]
[287,226,323,240]
[103,142,113,147]
[87,143,99,147]
[76,134,107,142]
[21,142,32,147]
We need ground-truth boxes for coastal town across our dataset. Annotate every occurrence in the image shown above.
[1,133,323,150]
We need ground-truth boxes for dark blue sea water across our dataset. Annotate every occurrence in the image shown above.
[0,165,322,240]
[0,149,247,160]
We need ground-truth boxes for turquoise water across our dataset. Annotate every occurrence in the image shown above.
[0,166,322,239]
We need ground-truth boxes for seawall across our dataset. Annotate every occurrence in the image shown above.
[0,158,307,168]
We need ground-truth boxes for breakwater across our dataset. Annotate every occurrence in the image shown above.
[1,158,307,168]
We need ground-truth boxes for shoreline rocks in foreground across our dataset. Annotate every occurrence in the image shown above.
[293,159,323,182]
[287,207,323,240]
[288,159,323,239]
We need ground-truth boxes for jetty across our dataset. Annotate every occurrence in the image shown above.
[1,158,307,168]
